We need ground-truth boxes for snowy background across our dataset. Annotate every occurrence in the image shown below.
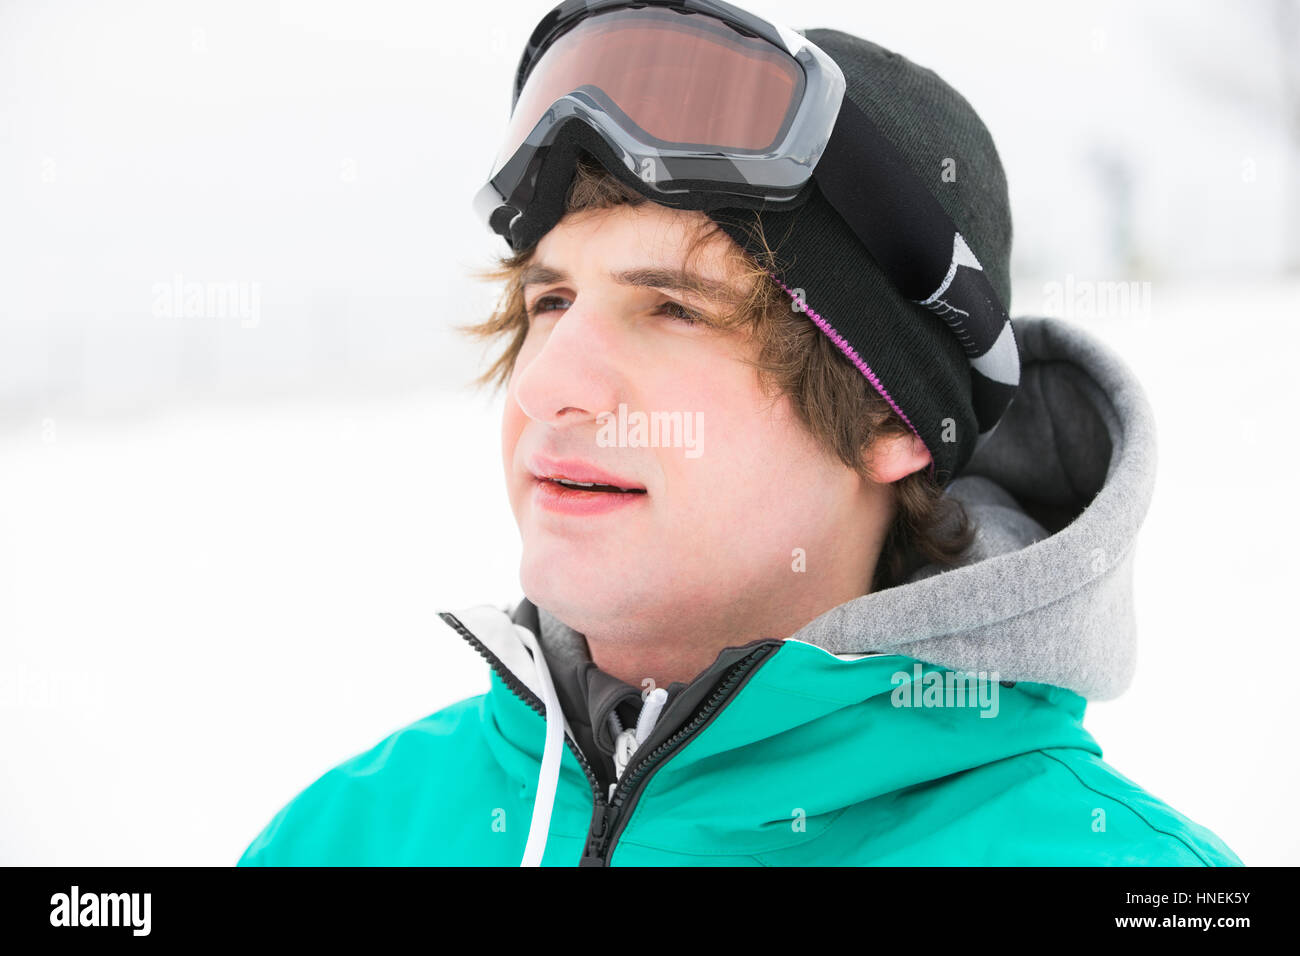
[1,0,1297,866]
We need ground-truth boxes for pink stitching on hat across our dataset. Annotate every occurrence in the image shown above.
[770,275,937,481]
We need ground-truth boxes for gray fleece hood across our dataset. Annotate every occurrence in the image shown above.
[788,313,1157,700]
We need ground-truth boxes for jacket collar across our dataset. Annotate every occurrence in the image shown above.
[438,600,1101,857]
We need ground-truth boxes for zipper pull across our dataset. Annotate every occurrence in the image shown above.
[580,800,618,867]
[611,728,639,795]
[608,686,669,793]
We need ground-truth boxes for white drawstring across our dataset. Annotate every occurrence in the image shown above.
[608,687,669,800]
[507,614,671,864]
[513,624,565,867]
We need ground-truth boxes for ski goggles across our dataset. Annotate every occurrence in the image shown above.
[474,0,1020,436]
[474,0,844,241]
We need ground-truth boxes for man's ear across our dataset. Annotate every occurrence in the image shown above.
[863,431,932,484]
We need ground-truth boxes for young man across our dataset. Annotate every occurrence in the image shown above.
[238,2,1242,866]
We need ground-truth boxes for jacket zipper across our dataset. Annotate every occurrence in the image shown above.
[439,610,778,867]
[578,643,776,866]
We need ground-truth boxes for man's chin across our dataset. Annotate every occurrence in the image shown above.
[520,552,607,600]
[519,551,642,618]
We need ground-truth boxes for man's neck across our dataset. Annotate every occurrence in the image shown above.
[581,575,877,688]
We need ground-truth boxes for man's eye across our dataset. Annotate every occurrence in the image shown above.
[527,294,569,317]
[660,300,703,325]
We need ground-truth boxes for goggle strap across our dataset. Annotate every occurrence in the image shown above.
[815,93,1020,432]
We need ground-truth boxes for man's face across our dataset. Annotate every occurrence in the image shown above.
[501,201,872,638]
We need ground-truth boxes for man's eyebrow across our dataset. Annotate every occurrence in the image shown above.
[519,263,567,291]
[520,262,738,302]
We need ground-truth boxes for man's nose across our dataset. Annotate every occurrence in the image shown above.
[512,300,625,428]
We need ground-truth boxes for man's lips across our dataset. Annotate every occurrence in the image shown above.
[526,453,648,517]
[526,454,646,494]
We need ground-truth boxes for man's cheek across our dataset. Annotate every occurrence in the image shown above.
[665,470,734,535]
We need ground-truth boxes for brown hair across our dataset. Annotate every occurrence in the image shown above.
[459,156,974,591]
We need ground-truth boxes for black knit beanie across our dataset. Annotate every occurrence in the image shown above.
[705,29,1014,485]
